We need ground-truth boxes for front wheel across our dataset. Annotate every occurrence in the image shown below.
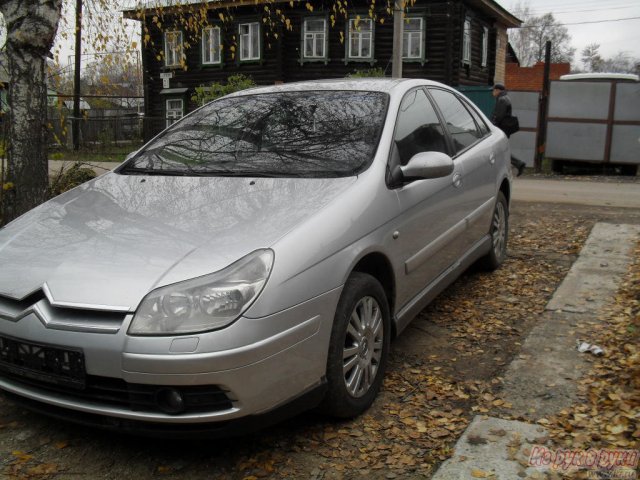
[320,272,390,418]
[478,191,509,271]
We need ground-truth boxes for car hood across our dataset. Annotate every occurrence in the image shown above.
[0,172,356,311]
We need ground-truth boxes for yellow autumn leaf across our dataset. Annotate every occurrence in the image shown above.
[27,464,58,475]
[471,469,490,478]
[608,424,627,434]
[12,450,33,462]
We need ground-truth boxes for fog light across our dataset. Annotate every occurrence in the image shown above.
[155,388,185,414]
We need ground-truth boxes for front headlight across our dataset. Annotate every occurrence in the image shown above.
[128,249,274,335]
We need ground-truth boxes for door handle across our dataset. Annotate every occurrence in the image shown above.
[452,172,462,188]
[489,153,496,165]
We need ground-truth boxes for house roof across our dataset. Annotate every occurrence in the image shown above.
[465,0,521,28]
[124,0,521,27]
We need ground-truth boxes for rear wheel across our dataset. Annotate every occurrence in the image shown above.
[320,272,390,418]
[478,191,509,271]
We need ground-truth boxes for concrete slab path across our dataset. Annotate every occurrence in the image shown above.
[432,222,640,479]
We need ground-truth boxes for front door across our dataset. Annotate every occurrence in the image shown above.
[388,88,469,312]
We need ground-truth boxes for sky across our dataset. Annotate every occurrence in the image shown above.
[495,0,640,63]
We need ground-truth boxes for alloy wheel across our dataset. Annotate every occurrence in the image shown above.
[342,296,384,398]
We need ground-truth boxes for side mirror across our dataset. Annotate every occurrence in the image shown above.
[400,151,454,181]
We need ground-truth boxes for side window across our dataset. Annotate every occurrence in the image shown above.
[462,98,490,136]
[429,89,482,154]
[394,89,448,166]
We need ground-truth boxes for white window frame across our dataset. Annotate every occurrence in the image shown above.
[166,99,183,128]
[402,17,424,60]
[347,18,373,60]
[303,18,327,59]
[481,26,488,67]
[202,26,222,65]
[164,31,183,68]
[462,19,471,65]
[239,22,261,61]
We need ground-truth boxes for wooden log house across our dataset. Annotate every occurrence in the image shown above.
[124,0,520,135]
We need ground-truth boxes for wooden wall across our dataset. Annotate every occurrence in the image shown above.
[140,0,500,132]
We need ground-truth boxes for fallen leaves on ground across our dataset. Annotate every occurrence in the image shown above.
[548,241,639,453]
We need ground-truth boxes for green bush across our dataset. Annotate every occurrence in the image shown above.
[50,162,97,196]
[346,68,386,78]
[191,74,257,106]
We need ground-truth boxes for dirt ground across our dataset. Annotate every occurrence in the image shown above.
[1,200,639,480]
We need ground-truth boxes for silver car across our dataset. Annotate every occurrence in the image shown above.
[0,79,511,435]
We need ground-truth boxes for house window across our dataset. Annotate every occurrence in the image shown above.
[462,19,471,64]
[239,22,260,61]
[481,26,488,67]
[164,31,183,67]
[348,18,373,59]
[202,26,221,65]
[403,17,423,59]
[303,18,327,59]
[166,99,183,128]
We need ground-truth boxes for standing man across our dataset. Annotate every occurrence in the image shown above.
[491,83,526,177]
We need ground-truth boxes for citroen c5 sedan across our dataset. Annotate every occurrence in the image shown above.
[0,79,511,435]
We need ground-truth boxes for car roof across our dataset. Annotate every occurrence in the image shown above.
[226,78,448,98]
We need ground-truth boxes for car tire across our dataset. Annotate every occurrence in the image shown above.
[478,191,509,271]
[319,272,390,418]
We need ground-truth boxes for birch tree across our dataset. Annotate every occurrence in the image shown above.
[0,0,63,225]
[509,3,574,67]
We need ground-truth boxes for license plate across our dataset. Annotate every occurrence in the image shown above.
[0,335,86,390]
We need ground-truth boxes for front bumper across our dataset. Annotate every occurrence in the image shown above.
[0,287,342,426]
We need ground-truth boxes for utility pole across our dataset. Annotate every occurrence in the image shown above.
[391,0,404,79]
[72,0,82,151]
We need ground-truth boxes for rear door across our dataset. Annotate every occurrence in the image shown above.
[427,88,496,250]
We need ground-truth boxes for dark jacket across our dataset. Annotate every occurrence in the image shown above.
[491,91,512,130]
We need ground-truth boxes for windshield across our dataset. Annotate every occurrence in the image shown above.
[120,90,389,178]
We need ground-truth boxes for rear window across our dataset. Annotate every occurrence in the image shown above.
[121,91,389,178]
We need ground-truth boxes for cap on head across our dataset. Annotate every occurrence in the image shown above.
[492,83,506,91]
